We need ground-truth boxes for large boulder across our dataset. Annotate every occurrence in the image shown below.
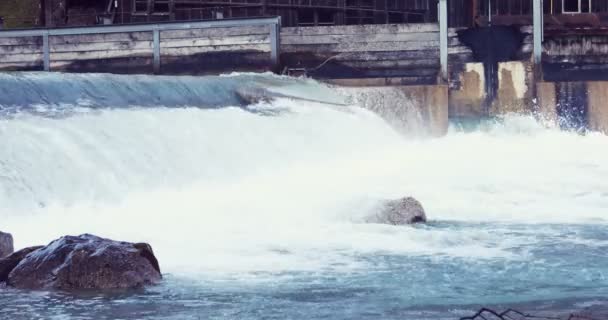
[0,232,13,258]
[0,246,43,283]
[6,234,161,290]
[367,197,427,225]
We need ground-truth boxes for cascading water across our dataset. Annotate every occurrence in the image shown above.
[0,72,607,320]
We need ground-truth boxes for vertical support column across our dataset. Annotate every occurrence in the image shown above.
[169,0,176,20]
[270,21,280,67]
[146,0,153,22]
[384,0,389,24]
[44,0,53,27]
[335,0,345,24]
[533,0,543,69]
[42,31,50,71]
[488,0,492,25]
[472,0,478,27]
[153,28,160,74]
[439,0,448,82]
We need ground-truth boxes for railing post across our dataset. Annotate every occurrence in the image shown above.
[270,19,280,67]
[533,0,543,70]
[153,28,160,74]
[42,31,50,71]
[439,0,448,82]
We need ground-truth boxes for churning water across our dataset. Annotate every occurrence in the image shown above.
[0,72,607,320]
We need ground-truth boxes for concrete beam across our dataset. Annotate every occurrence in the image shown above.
[0,17,282,38]
[270,17,281,66]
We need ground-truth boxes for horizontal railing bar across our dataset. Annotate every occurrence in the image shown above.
[0,17,280,38]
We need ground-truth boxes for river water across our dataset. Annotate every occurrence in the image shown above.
[0,73,607,320]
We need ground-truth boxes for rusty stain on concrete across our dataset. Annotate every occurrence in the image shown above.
[449,63,485,117]
[586,82,608,134]
[490,61,532,115]
[499,61,528,99]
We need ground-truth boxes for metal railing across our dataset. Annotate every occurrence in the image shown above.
[0,16,281,73]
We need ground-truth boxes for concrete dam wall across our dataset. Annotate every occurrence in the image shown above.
[1,18,608,135]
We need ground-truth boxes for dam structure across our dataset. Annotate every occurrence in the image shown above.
[2,0,608,134]
[2,0,608,135]
[1,1,608,320]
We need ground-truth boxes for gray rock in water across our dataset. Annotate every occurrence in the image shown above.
[7,234,161,290]
[0,246,43,283]
[367,197,427,225]
[236,87,273,105]
[0,232,14,258]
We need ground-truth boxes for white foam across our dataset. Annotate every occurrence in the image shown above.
[1,80,608,276]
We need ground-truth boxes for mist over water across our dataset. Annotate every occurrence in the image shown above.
[0,72,607,319]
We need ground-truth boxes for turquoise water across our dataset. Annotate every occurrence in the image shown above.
[0,73,607,319]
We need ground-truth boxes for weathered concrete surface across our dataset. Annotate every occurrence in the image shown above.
[449,62,486,117]
[543,33,608,82]
[337,84,448,137]
[490,61,533,115]
[281,24,440,85]
[534,81,608,134]
[556,82,588,131]
[536,81,558,126]
[0,24,275,74]
[586,82,608,134]
[404,84,449,137]
[450,61,534,118]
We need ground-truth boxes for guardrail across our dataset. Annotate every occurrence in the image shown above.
[0,16,281,73]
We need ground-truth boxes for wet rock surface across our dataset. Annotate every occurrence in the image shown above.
[5,234,161,290]
[0,231,14,258]
[367,197,427,225]
[0,246,43,283]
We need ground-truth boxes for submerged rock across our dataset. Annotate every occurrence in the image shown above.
[0,232,13,258]
[367,197,427,225]
[236,87,273,105]
[7,234,161,290]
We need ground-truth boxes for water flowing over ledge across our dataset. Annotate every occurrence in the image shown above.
[0,72,607,319]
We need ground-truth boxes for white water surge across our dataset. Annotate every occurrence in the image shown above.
[1,73,607,282]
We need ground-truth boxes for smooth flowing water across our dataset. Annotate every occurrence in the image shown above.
[0,73,607,320]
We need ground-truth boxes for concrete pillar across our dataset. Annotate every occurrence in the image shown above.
[153,29,160,74]
[439,0,448,82]
[42,32,50,71]
[270,21,280,66]
[536,81,557,126]
[587,82,608,134]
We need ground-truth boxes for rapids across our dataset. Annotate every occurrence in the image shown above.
[0,72,607,320]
